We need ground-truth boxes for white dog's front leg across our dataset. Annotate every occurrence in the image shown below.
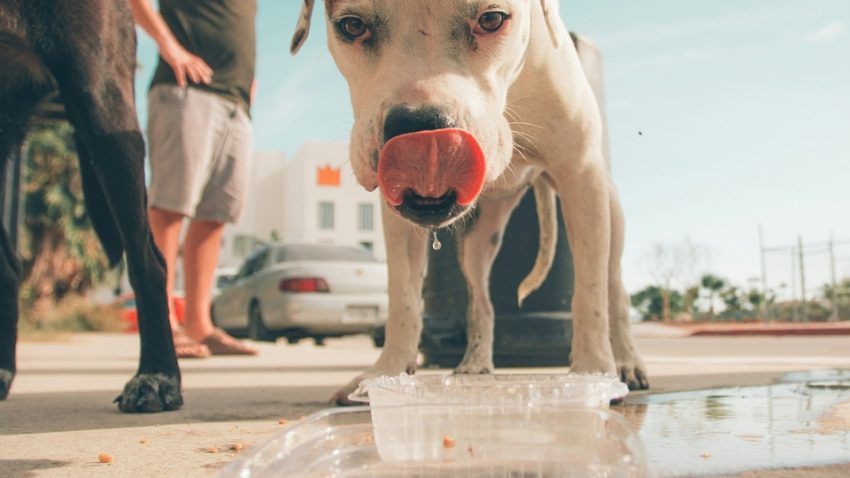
[608,185,649,389]
[554,162,617,375]
[331,202,429,404]
[455,191,525,374]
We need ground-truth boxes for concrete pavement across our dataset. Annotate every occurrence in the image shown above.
[1,323,850,477]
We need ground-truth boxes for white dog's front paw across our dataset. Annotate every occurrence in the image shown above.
[617,360,649,391]
[569,348,617,377]
[331,360,417,406]
[454,352,494,375]
[614,348,649,390]
[612,337,650,390]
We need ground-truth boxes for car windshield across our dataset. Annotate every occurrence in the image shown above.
[274,244,378,263]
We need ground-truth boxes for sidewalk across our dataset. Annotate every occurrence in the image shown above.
[1,332,849,477]
[648,320,850,337]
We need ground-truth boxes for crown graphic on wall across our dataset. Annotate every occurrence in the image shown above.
[317,165,341,186]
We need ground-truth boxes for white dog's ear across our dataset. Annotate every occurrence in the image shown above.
[290,0,316,55]
[539,0,566,49]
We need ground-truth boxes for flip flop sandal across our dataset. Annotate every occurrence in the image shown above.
[172,328,211,359]
[201,328,259,356]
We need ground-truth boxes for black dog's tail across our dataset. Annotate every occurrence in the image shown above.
[77,156,125,266]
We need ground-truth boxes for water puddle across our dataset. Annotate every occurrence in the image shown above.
[617,369,850,477]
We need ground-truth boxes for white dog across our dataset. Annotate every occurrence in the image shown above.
[291,0,648,403]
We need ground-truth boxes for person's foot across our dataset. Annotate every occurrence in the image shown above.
[201,328,259,356]
[172,328,211,359]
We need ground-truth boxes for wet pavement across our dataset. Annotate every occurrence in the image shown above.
[620,369,850,477]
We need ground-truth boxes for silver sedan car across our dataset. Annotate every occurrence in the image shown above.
[211,243,388,345]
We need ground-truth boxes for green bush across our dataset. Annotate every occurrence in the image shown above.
[20,295,124,335]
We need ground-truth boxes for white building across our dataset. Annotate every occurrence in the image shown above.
[218,142,386,269]
[282,142,386,260]
[219,151,287,269]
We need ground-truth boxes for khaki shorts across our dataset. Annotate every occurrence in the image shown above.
[146,85,252,223]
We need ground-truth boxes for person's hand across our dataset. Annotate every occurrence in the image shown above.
[159,39,212,87]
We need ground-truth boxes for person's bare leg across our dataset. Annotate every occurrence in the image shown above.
[182,219,224,341]
[183,219,257,354]
[147,207,184,329]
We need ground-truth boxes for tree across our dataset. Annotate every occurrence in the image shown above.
[700,274,725,319]
[19,122,110,308]
[746,289,765,314]
[642,238,708,321]
[631,285,684,321]
[719,285,743,319]
[822,278,850,321]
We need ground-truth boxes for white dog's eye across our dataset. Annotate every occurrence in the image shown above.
[477,11,508,33]
[338,16,369,41]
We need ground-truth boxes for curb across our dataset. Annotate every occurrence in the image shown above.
[688,323,850,337]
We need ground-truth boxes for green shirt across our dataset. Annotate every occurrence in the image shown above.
[151,0,256,114]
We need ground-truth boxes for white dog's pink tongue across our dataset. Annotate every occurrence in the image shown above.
[378,128,486,207]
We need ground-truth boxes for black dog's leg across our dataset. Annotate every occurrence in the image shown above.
[39,2,182,412]
[73,134,182,412]
[0,32,54,400]
[0,160,22,400]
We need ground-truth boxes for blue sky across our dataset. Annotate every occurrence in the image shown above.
[135,1,850,296]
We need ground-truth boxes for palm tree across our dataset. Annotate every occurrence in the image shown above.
[701,274,725,319]
[19,122,110,308]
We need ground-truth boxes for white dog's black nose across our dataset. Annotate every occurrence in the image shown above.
[383,105,456,142]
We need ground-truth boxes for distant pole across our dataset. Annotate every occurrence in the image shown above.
[829,231,839,322]
[790,248,799,322]
[798,235,807,322]
[759,225,769,325]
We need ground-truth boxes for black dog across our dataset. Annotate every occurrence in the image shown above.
[0,0,182,412]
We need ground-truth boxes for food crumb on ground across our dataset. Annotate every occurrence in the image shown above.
[230,443,244,452]
[442,436,455,449]
[278,419,288,425]
[206,447,219,454]
[138,439,146,444]
[98,453,113,464]
[701,452,712,459]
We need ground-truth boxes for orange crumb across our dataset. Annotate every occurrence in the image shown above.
[278,419,288,425]
[442,436,456,448]
[206,447,219,454]
[98,453,113,464]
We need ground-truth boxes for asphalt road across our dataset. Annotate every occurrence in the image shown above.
[1,323,849,477]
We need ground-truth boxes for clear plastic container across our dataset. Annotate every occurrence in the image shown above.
[349,373,630,463]
[219,405,650,478]
[350,373,628,409]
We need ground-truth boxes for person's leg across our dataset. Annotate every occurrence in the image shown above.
[146,85,219,359]
[183,217,258,354]
[181,218,224,341]
[147,207,183,329]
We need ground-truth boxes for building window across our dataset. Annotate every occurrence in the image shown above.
[358,203,374,231]
[318,201,335,230]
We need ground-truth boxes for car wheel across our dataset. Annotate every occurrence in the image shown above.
[248,301,276,342]
[211,304,247,339]
[372,326,385,348]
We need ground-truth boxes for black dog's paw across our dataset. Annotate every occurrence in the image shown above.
[0,368,14,400]
[114,373,183,413]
